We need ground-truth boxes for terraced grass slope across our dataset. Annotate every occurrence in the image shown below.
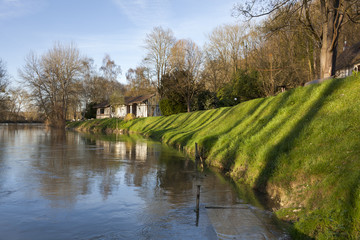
[67,75,360,239]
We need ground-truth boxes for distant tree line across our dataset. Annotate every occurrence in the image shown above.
[141,0,360,115]
[1,0,359,126]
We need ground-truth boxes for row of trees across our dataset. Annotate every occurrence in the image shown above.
[1,0,359,126]
[234,0,360,79]
[0,60,37,122]
[18,44,125,128]
[136,0,360,115]
[0,59,10,121]
[0,45,125,126]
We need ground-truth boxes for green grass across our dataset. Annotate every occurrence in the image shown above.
[67,75,360,239]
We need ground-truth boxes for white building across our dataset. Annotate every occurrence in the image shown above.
[95,94,161,119]
[335,41,360,78]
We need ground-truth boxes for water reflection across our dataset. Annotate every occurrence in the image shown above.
[0,124,286,239]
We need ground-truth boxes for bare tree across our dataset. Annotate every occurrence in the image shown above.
[100,54,122,82]
[0,59,9,121]
[202,56,224,92]
[7,87,31,122]
[0,59,8,91]
[19,43,84,128]
[204,23,248,89]
[144,26,175,89]
[126,66,154,96]
[233,0,360,78]
[165,39,203,112]
[170,39,203,76]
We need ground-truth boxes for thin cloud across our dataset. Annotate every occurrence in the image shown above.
[112,0,171,27]
[0,0,46,19]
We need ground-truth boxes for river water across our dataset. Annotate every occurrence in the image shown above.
[0,124,288,239]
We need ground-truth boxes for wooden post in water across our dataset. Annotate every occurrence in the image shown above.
[195,143,200,167]
[196,185,201,213]
[195,185,201,226]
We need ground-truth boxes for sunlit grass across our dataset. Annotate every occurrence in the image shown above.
[67,75,360,239]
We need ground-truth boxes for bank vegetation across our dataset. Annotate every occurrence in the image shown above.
[68,75,360,239]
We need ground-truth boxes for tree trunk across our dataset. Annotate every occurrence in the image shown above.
[320,24,337,78]
[320,0,341,78]
[320,39,334,78]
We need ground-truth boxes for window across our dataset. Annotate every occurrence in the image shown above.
[100,108,105,114]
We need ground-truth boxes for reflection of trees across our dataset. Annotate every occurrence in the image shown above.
[0,124,44,195]
[31,129,91,207]
[91,133,244,208]
[0,124,43,146]
[29,131,169,206]
[30,130,125,206]
[0,125,8,193]
[5,126,257,212]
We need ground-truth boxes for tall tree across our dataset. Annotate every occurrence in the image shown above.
[126,66,154,96]
[83,75,124,104]
[19,43,84,128]
[7,87,31,122]
[233,0,360,78]
[0,59,9,121]
[163,39,203,112]
[169,39,203,77]
[0,59,8,92]
[82,56,124,106]
[144,26,175,89]
[100,54,122,82]
[203,23,249,94]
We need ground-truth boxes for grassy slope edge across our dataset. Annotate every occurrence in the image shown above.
[67,75,360,239]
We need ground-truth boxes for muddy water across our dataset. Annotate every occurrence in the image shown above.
[0,124,288,239]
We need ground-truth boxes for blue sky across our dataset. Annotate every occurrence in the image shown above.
[1,0,239,84]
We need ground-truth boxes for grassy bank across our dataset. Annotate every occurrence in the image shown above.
[67,75,360,239]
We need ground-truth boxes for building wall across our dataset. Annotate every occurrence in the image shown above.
[136,104,148,118]
[336,62,360,78]
[96,107,111,119]
[147,95,161,116]
[146,105,160,117]
[100,97,161,119]
[337,67,353,78]
[114,106,127,118]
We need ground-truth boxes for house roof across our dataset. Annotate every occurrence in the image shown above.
[335,41,360,71]
[93,102,110,108]
[125,94,155,105]
[93,94,156,108]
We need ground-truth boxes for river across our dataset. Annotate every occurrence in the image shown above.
[0,124,288,239]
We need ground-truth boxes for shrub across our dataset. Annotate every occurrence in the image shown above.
[124,113,136,121]
[84,102,97,119]
[159,98,186,116]
[192,90,218,111]
[217,69,265,107]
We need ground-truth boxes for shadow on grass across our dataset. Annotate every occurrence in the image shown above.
[140,116,170,132]
[288,228,314,240]
[217,90,297,165]
[230,85,319,165]
[239,88,301,138]
[346,174,360,237]
[199,98,267,162]
[144,114,198,140]
[254,79,345,191]
[164,109,221,145]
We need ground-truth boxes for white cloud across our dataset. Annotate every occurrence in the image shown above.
[111,0,171,27]
[0,0,46,19]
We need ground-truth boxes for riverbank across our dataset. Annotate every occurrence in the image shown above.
[67,75,360,239]
[0,120,44,124]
